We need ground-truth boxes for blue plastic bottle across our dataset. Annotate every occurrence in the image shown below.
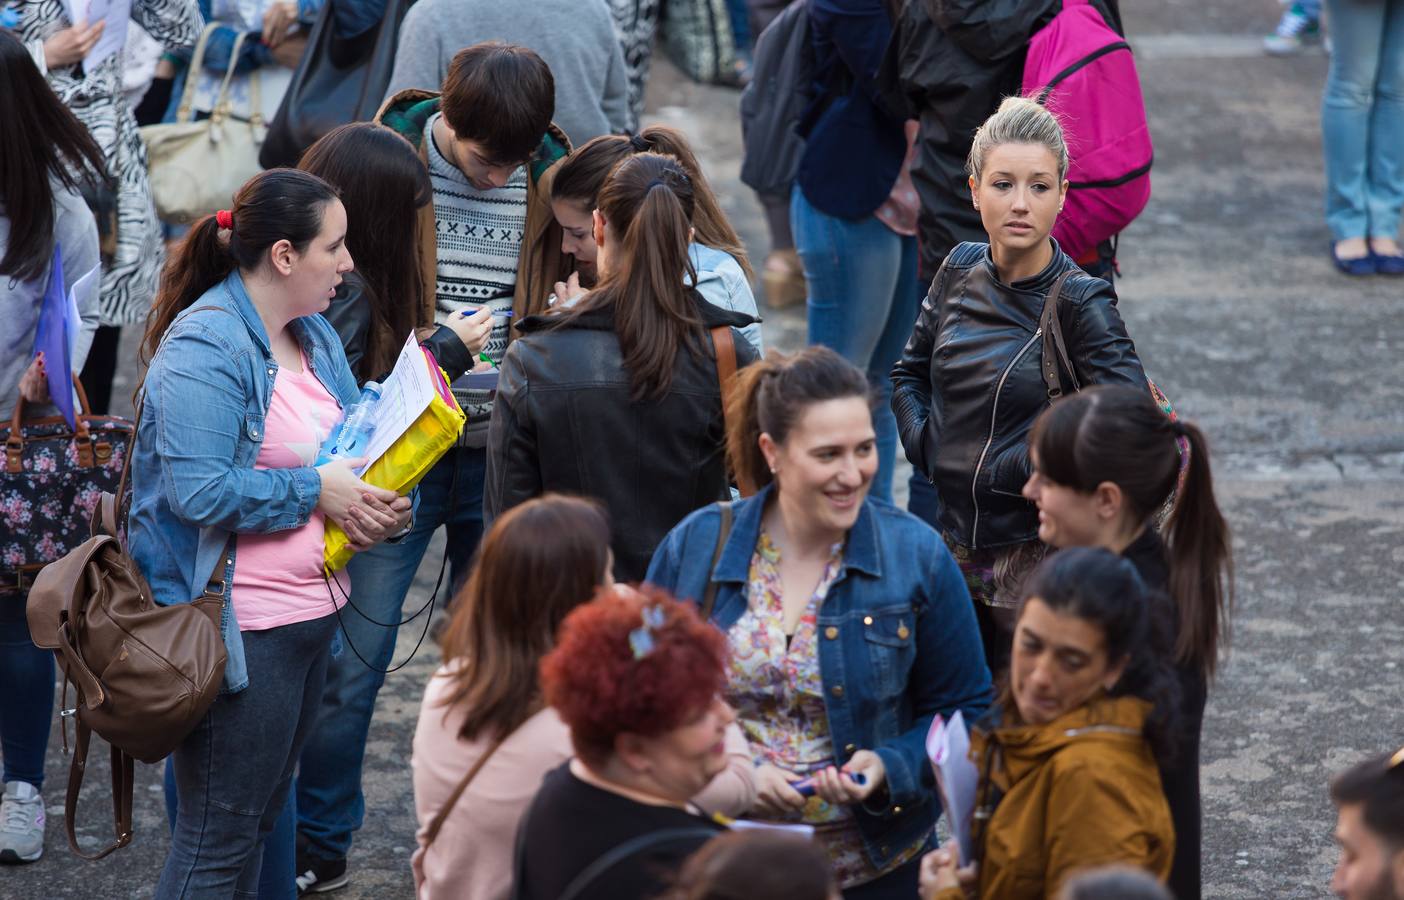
[317,382,382,464]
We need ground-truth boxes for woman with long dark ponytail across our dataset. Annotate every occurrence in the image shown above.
[1021,384,1233,900]
[129,169,413,896]
[484,152,760,581]
[0,30,104,864]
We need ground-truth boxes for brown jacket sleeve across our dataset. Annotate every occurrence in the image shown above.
[1045,757,1175,895]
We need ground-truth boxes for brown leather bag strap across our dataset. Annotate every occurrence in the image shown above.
[699,501,734,622]
[422,730,511,851]
[64,721,134,860]
[709,325,756,497]
[1039,271,1081,400]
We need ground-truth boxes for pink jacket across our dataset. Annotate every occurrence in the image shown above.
[411,664,757,900]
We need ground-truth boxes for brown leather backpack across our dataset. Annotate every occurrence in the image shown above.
[26,393,228,860]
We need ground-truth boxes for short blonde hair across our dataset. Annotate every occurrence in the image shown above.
[966,96,1070,182]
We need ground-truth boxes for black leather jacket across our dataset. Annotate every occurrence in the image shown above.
[321,272,475,386]
[484,295,759,581]
[891,241,1144,549]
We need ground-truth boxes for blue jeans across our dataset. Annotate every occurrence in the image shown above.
[294,445,486,862]
[793,187,920,503]
[156,613,338,899]
[0,590,53,790]
[1322,0,1404,240]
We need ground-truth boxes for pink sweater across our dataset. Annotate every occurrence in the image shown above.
[411,665,757,900]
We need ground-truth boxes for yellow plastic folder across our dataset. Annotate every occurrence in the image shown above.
[323,348,465,573]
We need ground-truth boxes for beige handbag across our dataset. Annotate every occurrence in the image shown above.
[141,24,267,224]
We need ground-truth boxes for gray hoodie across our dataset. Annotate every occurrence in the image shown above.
[1,185,102,422]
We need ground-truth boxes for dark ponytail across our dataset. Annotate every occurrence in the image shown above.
[1019,547,1182,766]
[1029,385,1234,681]
[142,168,340,362]
[552,126,752,279]
[0,31,108,281]
[567,153,702,401]
[725,347,874,495]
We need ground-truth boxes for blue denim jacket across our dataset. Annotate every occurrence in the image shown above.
[128,272,358,693]
[645,486,993,869]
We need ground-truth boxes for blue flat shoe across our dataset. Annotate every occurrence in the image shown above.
[1371,249,1404,276]
[1333,243,1376,276]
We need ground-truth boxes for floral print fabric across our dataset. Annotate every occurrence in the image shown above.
[725,531,921,889]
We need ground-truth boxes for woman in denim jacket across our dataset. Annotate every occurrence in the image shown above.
[127,169,411,898]
[646,347,992,899]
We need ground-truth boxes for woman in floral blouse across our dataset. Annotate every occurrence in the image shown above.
[12,0,203,411]
[648,346,993,898]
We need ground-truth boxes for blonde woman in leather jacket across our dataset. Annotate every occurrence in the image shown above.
[890,97,1145,667]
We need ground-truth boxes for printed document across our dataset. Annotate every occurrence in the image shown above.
[927,710,979,864]
[356,333,435,474]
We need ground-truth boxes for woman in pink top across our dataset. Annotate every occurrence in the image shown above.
[412,496,756,900]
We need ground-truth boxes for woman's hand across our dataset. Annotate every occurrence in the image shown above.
[260,0,298,46]
[808,750,886,805]
[315,460,404,549]
[44,20,105,68]
[268,32,308,68]
[551,271,584,307]
[752,764,806,818]
[444,306,494,356]
[18,354,51,404]
[918,841,977,899]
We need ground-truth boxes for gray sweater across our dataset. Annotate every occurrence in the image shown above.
[1,186,102,423]
[382,0,633,148]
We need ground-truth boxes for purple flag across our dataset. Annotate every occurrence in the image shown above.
[32,242,76,428]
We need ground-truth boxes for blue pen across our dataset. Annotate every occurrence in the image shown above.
[460,307,513,318]
[793,770,867,797]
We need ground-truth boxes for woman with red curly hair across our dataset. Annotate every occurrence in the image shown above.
[512,586,746,900]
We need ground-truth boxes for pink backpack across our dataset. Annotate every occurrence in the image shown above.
[1022,0,1153,261]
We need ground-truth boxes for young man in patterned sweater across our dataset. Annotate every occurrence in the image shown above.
[291,42,570,895]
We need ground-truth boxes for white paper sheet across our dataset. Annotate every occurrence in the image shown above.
[65,264,99,359]
[62,0,131,71]
[728,819,816,839]
[355,333,435,474]
[927,710,979,864]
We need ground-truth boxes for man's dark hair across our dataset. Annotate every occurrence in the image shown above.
[1331,751,1404,849]
[440,42,554,166]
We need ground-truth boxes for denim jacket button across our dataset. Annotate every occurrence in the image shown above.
[824,626,839,640]
[892,805,903,815]
[831,684,844,698]
[863,615,873,625]
[897,625,910,640]
[844,742,856,754]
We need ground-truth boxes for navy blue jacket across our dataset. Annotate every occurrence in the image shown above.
[646,487,993,870]
[797,0,909,221]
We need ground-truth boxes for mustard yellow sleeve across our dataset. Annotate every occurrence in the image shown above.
[1044,757,1175,895]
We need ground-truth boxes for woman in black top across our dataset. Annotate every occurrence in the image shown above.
[890,97,1145,667]
[515,586,744,900]
[1021,384,1233,900]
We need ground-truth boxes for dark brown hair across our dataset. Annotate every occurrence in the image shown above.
[142,169,340,362]
[0,30,108,281]
[1028,385,1233,682]
[725,346,874,494]
[1331,751,1404,850]
[552,126,753,279]
[440,41,554,166]
[299,123,431,379]
[437,494,612,742]
[562,153,706,401]
[663,832,836,900]
[540,585,728,770]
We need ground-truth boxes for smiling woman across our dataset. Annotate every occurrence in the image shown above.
[648,346,993,898]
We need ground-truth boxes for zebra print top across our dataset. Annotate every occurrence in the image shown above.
[15,0,204,327]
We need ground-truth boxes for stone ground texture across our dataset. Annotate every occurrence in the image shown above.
[9,0,1403,895]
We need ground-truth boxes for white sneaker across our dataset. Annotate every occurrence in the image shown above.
[0,781,45,864]
[1264,4,1322,55]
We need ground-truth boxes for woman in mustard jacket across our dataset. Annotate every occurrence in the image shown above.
[920,548,1177,900]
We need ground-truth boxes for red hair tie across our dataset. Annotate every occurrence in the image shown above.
[215,209,233,230]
